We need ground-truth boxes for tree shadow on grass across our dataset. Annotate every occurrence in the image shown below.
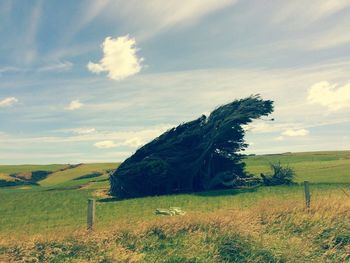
[194,186,259,197]
[98,186,260,202]
[98,197,120,203]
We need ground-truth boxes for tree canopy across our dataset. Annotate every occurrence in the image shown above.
[110,95,274,198]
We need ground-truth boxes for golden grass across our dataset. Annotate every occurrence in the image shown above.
[0,173,15,181]
[1,196,348,262]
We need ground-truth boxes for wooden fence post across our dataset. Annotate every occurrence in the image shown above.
[304,181,311,209]
[87,198,96,230]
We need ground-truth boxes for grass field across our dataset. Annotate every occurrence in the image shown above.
[0,164,69,175]
[0,151,349,262]
[39,163,117,188]
[245,151,350,183]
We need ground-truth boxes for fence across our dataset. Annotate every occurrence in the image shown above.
[1,182,348,236]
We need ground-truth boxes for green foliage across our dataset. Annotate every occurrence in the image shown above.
[261,162,296,186]
[111,95,274,198]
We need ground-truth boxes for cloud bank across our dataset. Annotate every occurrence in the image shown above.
[87,35,143,80]
[308,81,350,111]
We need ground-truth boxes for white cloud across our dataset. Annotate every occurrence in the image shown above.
[0,97,18,107]
[272,0,350,26]
[243,121,303,134]
[87,62,103,73]
[128,0,236,39]
[124,137,144,147]
[244,121,276,133]
[281,128,309,137]
[0,66,21,74]
[92,125,171,149]
[240,1,350,51]
[45,0,237,61]
[1,125,173,145]
[308,81,350,111]
[56,127,96,134]
[38,61,73,72]
[87,35,143,80]
[62,0,110,43]
[65,100,83,110]
[71,128,96,134]
[275,136,284,141]
[274,128,309,141]
[78,0,236,41]
[94,140,118,149]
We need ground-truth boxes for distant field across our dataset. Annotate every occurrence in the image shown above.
[0,164,71,187]
[39,163,117,188]
[0,163,118,189]
[245,150,350,183]
[0,164,69,175]
[0,151,349,262]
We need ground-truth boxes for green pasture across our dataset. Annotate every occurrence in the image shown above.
[0,183,348,236]
[245,150,350,183]
[0,151,349,236]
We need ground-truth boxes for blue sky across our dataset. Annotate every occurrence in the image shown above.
[1,0,350,164]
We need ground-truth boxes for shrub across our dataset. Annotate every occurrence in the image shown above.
[261,162,295,186]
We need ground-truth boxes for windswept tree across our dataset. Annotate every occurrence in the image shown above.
[110,95,274,198]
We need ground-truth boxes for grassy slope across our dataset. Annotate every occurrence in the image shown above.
[0,173,16,181]
[0,164,69,175]
[0,164,70,186]
[245,150,350,183]
[39,163,117,187]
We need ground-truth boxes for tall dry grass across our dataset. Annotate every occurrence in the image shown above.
[1,195,349,262]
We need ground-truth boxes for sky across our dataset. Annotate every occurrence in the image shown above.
[1,0,350,164]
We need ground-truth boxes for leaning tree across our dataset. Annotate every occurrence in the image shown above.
[110,95,274,198]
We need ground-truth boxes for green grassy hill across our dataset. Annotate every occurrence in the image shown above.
[39,163,117,188]
[0,164,70,187]
[0,163,118,189]
[245,151,350,183]
[0,151,349,262]
[0,164,69,175]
